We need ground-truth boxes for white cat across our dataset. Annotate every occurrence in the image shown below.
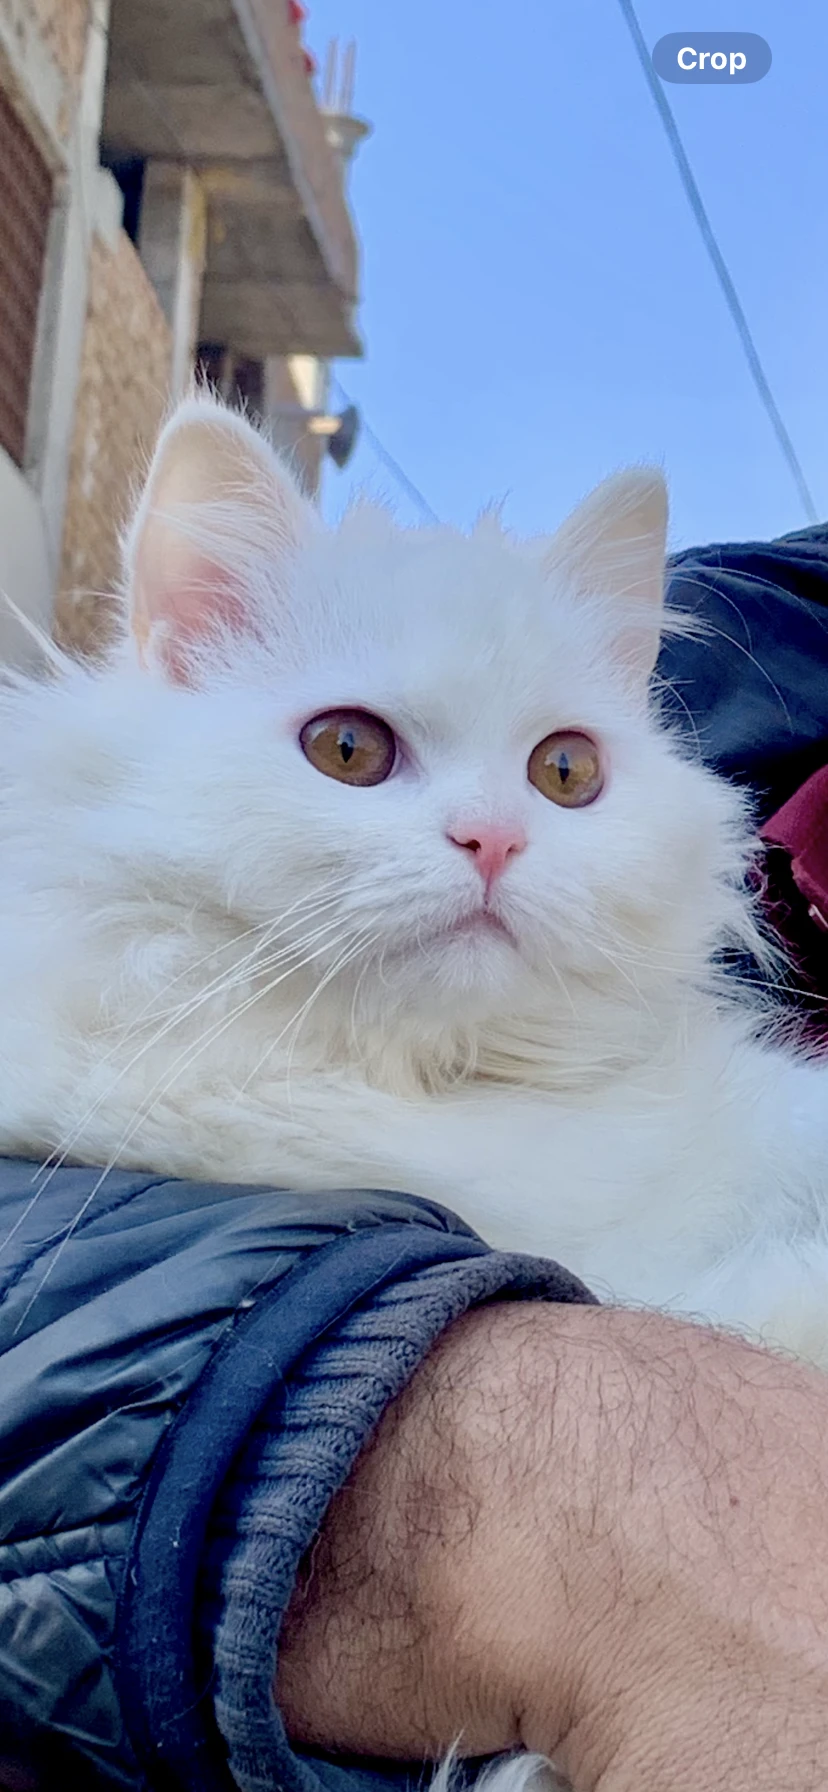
[1,393,827,1363]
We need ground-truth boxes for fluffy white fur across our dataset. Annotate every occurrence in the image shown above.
[1,394,828,1376]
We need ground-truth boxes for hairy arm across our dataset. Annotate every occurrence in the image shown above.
[277,1301,828,1792]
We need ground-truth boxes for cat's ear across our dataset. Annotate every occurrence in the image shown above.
[124,394,314,683]
[545,469,668,677]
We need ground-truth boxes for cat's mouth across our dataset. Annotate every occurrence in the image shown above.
[382,907,518,966]
[418,910,516,949]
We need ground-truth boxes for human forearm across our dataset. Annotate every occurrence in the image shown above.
[277,1301,828,1790]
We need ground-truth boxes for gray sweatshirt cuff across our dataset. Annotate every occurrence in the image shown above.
[201,1250,593,1792]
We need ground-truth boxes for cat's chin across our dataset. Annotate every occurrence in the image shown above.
[357,913,526,1027]
[427,912,516,949]
[390,910,517,956]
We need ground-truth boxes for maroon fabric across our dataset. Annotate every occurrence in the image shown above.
[759,764,828,1041]
[762,765,828,930]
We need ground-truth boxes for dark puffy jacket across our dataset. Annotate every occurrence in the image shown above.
[1,525,828,1792]
[661,522,828,815]
[0,1161,584,1792]
[661,523,828,1012]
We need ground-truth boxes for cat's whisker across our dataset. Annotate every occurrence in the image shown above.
[230,923,377,1099]
[179,910,382,1035]
[587,938,654,1022]
[115,880,353,1042]
[0,1183,57,1263]
[536,948,580,1026]
[16,922,369,1322]
[376,940,392,993]
[37,916,277,1135]
[95,920,364,1162]
[34,888,349,1185]
[283,931,382,1107]
[116,931,274,1044]
[303,929,380,1052]
[734,976,828,1006]
[251,927,379,1110]
[39,895,355,1202]
[665,578,795,725]
[583,935,705,975]
[347,941,379,1061]
[672,566,796,601]
[131,901,346,1039]
[110,916,275,1037]
[650,676,705,757]
[579,925,804,1007]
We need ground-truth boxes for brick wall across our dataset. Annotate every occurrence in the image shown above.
[29,0,91,95]
[0,0,92,113]
[56,227,172,654]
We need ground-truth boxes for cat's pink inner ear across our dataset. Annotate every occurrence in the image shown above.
[126,401,309,682]
[132,544,249,685]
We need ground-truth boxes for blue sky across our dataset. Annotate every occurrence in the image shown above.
[305,2,828,551]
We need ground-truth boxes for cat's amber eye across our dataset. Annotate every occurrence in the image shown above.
[527,730,604,807]
[299,709,397,787]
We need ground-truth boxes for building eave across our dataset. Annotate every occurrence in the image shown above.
[102,0,363,359]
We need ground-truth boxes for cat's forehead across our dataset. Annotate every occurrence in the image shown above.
[298,511,607,710]
[328,508,542,622]
[278,512,627,742]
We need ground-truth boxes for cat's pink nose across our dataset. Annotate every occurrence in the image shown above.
[447,821,527,888]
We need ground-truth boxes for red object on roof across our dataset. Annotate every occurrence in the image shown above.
[287,1,314,75]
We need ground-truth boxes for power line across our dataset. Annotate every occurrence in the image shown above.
[616,0,818,525]
[331,377,441,523]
